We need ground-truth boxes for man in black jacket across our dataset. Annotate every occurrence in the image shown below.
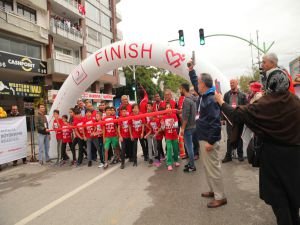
[196,73,227,208]
[222,79,247,163]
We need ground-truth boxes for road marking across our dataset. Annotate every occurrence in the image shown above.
[14,166,119,225]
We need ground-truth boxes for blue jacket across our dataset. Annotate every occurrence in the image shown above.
[196,87,221,144]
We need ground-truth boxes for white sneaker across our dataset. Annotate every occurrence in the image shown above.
[98,163,104,168]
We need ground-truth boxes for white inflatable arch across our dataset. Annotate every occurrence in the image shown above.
[50,41,229,121]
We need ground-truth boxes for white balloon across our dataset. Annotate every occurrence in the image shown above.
[48,41,229,156]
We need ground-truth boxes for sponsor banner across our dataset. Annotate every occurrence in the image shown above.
[0,116,27,164]
[0,81,42,97]
[0,51,47,74]
[48,90,115,102]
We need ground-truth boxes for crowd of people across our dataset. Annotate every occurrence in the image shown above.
[1,52,300,224]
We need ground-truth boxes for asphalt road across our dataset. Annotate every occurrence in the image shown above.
[0,142,276,225]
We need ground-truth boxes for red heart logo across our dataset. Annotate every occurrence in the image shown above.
[166,50,185,68]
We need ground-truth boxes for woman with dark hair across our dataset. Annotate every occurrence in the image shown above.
[215,69,300,225]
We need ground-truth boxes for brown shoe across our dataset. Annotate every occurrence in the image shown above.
[201,192,214,198]
[207,198,227,208]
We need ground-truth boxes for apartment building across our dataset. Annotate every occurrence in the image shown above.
[0,0,124,114]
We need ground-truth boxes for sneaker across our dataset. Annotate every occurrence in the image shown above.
[88,161,92,167]
[222,157,232,163]
[194,155,199,160]
[111,158,118,164]
[161,156,166,161]
[184,163,190,168]
[167,165,173,171]
[144,157,148,161]
[120,163,125,169]
[149,159,153,165]
[70,160,76,166]
[175,162,180,167]
[98,163,104,168]
[60,160,66,166]
[133,161,137,167]
[154,161,161,167]
[183,166,196,172]
[104,163,108,169]
[39,160,43,166]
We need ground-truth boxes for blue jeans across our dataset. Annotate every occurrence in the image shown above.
[38,134,50,162]
[184,128,195,167]
[87,138,101,161]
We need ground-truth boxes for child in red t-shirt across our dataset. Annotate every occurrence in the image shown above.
[102,106,120,169]
[129,104,145,166]
[61,115,72,165]
[144,114,158,165]
[53,109,63,165]
[85,109,101,167]
[93,112,104,168]
[118,106,133,169]
[161,103,180,171]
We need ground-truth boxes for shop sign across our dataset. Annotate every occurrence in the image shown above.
[0,81,42,97]
[0,51,47,74]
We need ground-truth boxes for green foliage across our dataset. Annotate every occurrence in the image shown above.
[238,67,260,93]
[157,71,190,93]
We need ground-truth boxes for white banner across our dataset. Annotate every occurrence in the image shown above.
[0,116,27,164]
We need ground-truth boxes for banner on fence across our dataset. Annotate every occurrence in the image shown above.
[0,116,27,164]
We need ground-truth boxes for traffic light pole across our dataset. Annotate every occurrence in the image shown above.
[204,33,275,54]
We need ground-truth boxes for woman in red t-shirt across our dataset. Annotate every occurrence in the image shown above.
[53,109,64,165]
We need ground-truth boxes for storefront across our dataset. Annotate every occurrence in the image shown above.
[0,51,47,115]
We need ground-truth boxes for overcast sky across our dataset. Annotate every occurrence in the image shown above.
[117,0,300,79]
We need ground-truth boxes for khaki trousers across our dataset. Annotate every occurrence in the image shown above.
[199,140,226,200]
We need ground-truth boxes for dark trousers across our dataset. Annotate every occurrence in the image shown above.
[61,142,72,160]
[121,138,133,163]
[91,143,97,161]
[139,138,148,159]
[226,124,243,158]
[71,137,84,163]
[192,129,199,156]
[132,139,138,163]
[98,137,104,163]
[156,139,164,161]
[272,205,300,225]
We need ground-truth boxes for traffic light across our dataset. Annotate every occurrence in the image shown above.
[178,30,185,46]
[199,28,205,45]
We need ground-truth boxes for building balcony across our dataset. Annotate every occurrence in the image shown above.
[49,0,85,19]
[117,29,123,40]
[50,18,83,47]
[116,10,122,23]
[47,53,80,75]
[0,8,48,44]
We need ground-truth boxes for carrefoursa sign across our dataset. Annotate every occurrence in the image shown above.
[0,51,47,74]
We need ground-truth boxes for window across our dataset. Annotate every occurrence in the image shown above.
[101,13,111,31]
[100,0,110,9]
[17,3,36,23]
[87,27,98,41]
[54,46,71,56]
[85,2,99,24]
[102,35,111,47]
[0,0,13,11]
[0,36,41,58]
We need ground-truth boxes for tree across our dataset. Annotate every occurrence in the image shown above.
[157,71,190,93]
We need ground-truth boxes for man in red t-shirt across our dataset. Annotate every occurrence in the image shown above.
[102,106,120,169]
[118,95,132,116]
[71,108,86,166]
[53,109,64,165]
[139,86,148,114]
[161,103,180,171]
[118,106,133,169]
[160,89,177,109]
[129,104,146,166]
[153,93,163,112]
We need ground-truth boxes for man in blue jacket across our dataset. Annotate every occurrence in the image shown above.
[196,73,227,208]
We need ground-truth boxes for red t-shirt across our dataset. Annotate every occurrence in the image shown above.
[118,104,132,116]
[62,125,72,143]
[118,117,131,139]
[178,96,185,110]
[148,118,160,134]
[139,94,148,114]
[102,116,117,138]
[130,114,145,139]
[73,117,86,138]
[160,99,177,109]
[53,118,63,140]
[91,110,97,120]
[85,117,95,139]
[153,101,163,112]
[94,122,103,138]
[162,113,178,140]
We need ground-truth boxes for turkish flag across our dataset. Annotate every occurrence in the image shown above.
[78,4,86,15]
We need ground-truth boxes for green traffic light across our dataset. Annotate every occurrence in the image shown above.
[200,39,205,45]
[199,28,205,45]
[178,30,185,46]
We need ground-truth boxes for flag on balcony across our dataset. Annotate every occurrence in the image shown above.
[78,4,86,15]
